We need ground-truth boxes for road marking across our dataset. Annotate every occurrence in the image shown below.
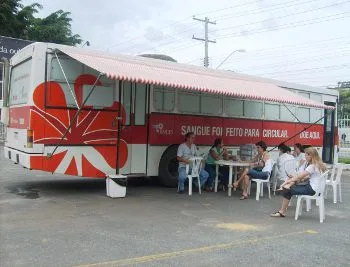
[75,230,318,267]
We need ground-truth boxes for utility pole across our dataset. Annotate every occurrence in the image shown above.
[192,16,216,68]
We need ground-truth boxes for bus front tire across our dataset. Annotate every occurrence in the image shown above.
[158,145,179,187]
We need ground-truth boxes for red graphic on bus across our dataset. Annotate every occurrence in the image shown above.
[30,75,128,177]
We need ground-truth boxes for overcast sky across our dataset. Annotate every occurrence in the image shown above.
[23,0,350,88]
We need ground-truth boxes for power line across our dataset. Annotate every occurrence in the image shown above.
[194,0,258,17]
[216,0,319,21]
[215,1,350,35]
[216,12,350,39]
[255,64,349,76]
[237,52,350,72]
[192,16,217,67]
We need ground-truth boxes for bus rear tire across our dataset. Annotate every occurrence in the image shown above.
[158,145,179,187]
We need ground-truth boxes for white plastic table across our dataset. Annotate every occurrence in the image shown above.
[214,160,251,196]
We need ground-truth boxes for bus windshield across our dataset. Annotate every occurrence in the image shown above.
[48,56,115,109]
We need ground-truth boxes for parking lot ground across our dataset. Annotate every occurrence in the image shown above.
[1,144,350,267]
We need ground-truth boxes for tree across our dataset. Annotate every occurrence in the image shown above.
[339,88,350,119]
[0,0,82,46]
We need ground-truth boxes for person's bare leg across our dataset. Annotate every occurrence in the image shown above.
[241,175,249,197]
[279,198,290,215]
[233,168,249,188]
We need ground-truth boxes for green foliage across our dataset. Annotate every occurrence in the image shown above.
[339,157,350,164]
[0,0,82,46]
[339,88,350,118]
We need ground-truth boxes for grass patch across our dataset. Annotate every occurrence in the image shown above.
[339,158,350,164]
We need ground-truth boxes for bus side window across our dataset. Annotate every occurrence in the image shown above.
[297,107,310,123]
[123,82,132,125]
[280,105,296,122]
[244,100,263,118]
[154,86,175,112]
[226,98,243,117]
[9,59,32,106]
[178,90,200,113]
[265,103,280,120]
[310,93,323,124]
[135,83,147,125]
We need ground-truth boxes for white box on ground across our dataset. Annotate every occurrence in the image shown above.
[106,174,127,198]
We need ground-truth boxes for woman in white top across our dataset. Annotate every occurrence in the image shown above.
[293,143,306,170]
[271,147,327,217]
[233,141,273,200]
[276,145,295,182]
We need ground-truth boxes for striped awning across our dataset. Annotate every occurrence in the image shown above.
[58,46,334,110]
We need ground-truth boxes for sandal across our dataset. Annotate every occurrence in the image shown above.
[270,211,286,217]
[239,195,248,200]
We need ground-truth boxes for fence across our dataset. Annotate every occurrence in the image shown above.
[0,122,6,142]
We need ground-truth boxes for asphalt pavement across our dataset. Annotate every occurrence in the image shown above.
[1,144,350,267]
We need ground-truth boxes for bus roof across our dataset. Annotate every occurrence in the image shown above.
[14,42,337,109]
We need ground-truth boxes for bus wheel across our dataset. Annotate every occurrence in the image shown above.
[158,145,179,187]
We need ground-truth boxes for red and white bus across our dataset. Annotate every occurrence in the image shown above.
[1,42,338,187]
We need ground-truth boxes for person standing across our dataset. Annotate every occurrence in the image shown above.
[177,132,209,194]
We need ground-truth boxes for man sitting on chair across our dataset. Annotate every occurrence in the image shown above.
[177,132,209,194]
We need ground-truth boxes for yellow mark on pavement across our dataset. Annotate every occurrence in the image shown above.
[215,223,261,232]
[75,230,318,267]
[305,230,318,234]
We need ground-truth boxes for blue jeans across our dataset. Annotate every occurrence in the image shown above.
[178,167,209,191]
[247,168,269,180]
[282,184,315,200]
[205,164,229,187]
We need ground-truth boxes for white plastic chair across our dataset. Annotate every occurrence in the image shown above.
[325,164,343,203]
[273,159,298,195]
[178,157,203,196]
[295,170,329,223]
[248,160,275,201]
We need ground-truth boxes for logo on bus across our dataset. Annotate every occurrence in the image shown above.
[153,123,173,135]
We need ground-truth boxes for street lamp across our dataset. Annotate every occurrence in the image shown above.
[216,49,246,69]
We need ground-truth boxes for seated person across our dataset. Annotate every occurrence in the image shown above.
[293,143,306,171]
[205,138,233,191]
[276,145,295,183]
[271,147,327,217]
[177,132,209,194]
[233,141,273,200]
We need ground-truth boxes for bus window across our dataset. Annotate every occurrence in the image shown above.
[49,57,115,109]
[310,93,324,122]
[135,83,147,125]
[9,59,31,106]
[311,109,323,124]
[83,85,114,108]
[123,82,132,125]
[201,94,222,115]
[226,98,243,117]
[153,86,175,112]
[51,57,82,82]
[297,107,310,123]
[178,91,200,113]
[265,103,280,120]
[280,105,296,122]
[244,100,263,118]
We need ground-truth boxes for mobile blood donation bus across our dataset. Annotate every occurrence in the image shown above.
[1,42,338,187]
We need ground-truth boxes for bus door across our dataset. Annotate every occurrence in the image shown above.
[121,82,149,174]
[322,101,336,163]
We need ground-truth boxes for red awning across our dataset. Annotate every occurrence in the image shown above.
[58,46,334,110]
